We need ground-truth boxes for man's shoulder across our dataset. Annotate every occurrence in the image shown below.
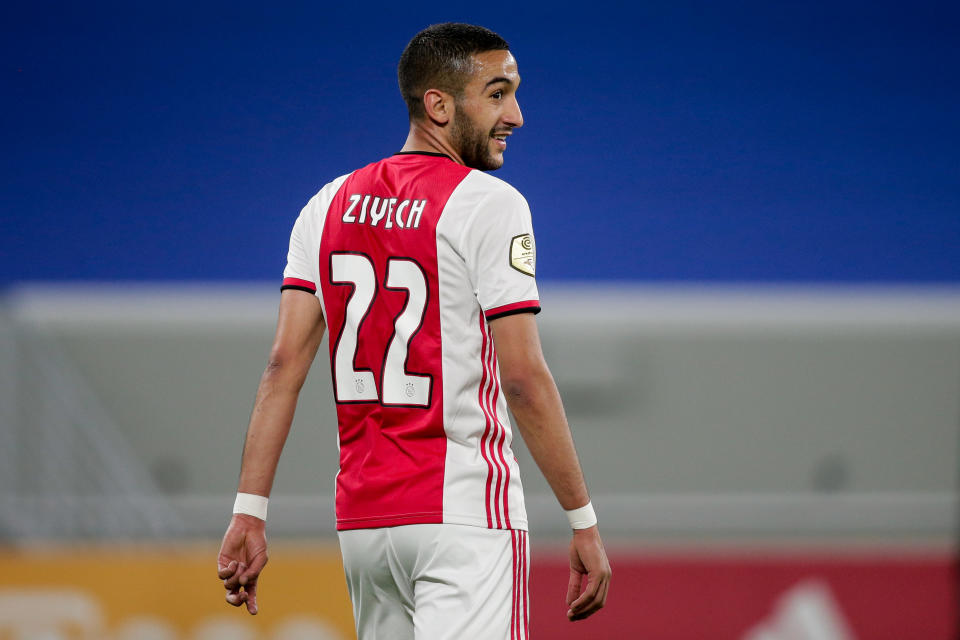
[303,171,355,207]
[453,170,528,210]
[462,169,524,197]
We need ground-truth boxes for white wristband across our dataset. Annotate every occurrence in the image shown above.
[233,492,268,521]
[566,502,597,529]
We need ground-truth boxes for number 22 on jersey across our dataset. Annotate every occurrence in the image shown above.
[329,252,433,407]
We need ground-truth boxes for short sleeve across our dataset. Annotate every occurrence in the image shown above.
[281,211,317,294]
[461,184,540,320]
[279,173,351,296]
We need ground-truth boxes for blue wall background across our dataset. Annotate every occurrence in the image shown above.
[3,1,958,284]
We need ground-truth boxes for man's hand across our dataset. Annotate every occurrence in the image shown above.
[565,526,611,621]
[217,514,269,615]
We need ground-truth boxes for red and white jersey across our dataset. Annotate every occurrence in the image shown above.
[282,152,540,532]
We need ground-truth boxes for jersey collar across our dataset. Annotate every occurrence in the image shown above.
[393,151,454,161]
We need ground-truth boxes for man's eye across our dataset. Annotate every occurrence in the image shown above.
[491,90,503,99]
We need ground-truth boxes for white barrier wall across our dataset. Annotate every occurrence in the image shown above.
[2,283,958,540]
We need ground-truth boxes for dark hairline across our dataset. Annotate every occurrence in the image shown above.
[409,50,512,121]
[398,23,511,121]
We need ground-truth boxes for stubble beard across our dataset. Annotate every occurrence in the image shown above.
[451,109,503,171]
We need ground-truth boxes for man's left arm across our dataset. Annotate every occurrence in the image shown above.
[490,312,612,621]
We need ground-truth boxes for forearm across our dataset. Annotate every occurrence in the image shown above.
[236,364,305,496]
[233,290,326,497]
[504,368,590,511]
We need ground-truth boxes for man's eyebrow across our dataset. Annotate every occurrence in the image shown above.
[483,76,513,89]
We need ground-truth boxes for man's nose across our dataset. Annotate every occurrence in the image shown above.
[504,97,523,128]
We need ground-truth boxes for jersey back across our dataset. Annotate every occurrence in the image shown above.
[282,153,540,531]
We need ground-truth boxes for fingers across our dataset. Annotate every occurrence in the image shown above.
[568,574,598,611]
[224,568,259,614]
[238,553,266,615]
[567,573,602,620]
[565,567,584,607]
[223,561,247,591]
[223,561,258,614]
[218,521,269,615]
[244,580,259,615]
[565,529,612,622]
[225,588,247,607]
[219,553,244,608]
[239,551,268,587]
[220,555,266,615]
[568,575,609,621]
[223,565,259,614]
[218,522,269,616]
[217,559,238,580]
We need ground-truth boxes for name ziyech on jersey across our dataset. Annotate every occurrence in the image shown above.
[341,194,427,229]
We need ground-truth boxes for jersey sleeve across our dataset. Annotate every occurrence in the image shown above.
[461,184,541,320]
[281,210,318,294]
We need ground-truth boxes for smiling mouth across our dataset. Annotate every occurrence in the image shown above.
[492,132,510,149]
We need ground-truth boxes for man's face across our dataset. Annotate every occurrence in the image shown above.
[450,50,523,171]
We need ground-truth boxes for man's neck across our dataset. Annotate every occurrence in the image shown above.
[400,121,464,165]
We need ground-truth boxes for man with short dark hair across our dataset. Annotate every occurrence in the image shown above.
[217,22,611,638]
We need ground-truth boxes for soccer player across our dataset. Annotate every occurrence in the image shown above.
[217,23,611,638]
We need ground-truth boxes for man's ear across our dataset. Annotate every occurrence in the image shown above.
[423,89,454,126]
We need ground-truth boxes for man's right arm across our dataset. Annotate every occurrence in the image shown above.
[234,289,326,497]
[217,288,326,615]
[490,312,611,621]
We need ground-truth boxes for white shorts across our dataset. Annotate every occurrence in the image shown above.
[338,524,530,640]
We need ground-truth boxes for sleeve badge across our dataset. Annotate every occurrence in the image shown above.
[509,233,536,277]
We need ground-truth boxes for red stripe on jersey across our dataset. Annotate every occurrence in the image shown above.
[482,315,508,528]
[485,299,540,320]
[521,530,529,638]
[511,530,519,639]
[520,530,527,639]
[478,314,497,529]
[281,277,317,293]
[321,155,472,530]
[486,321,512,529]
[488,322,512,529]
[483,325,504,528]
[515,530,528,639]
